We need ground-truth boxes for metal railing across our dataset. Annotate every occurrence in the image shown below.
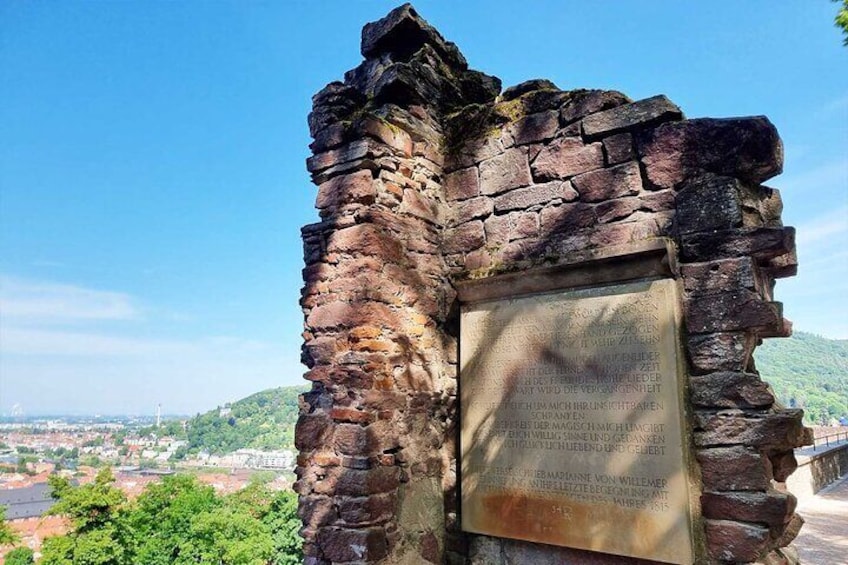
[811,430,848,451]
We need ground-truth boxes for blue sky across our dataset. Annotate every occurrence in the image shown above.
[1,1,846,415]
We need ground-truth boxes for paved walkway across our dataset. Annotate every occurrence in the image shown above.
[794,474,848,565]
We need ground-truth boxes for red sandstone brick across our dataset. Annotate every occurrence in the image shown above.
[295,413,333,451]
[316,170,376,209]
[602,132,635,165]
[572,161,642,203]
[326,223,404,263]
[444,220,485,254]
[357,116,413,156]
[697,446,771,491]
[702,490,796,528]
[531,137,603,181]
[444,167,479,201]
[704,519,770,563]
[539,202,596,232]
[338,492,396,526]
[330,407,376,424]
[318,527,389,562]
[479,147,532,195]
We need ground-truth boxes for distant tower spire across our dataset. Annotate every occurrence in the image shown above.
[156,403,162,428]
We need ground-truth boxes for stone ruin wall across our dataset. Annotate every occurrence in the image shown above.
[295,5,811,564]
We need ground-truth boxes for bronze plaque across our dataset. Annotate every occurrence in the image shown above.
[460,279,694,564]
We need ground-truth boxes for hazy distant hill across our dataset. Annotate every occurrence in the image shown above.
[185,385,307,455]
[755,331,848,425]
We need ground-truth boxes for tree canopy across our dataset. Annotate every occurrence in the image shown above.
[40,469,302,565]
[836,0,848,45]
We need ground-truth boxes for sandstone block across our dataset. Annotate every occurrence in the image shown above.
[310,122,349,153]
[638,116,783,188]
[531,137,603,181]
[295,413,333,451]
[696,446,771,491]
[690,372,775,409]
[334,466,402,496]
[510,212,539,240]
[330,407,375,424]
[501,79,558,101]
[360,3,466,68]
[681,257,758,295]
[702,490,796,528]
[444,167,479,201]
[560,89,632,125]
[588,219,661,247]
[685,290,782,334]
[484,214,511,247]
[327,223,404,263]
[764,249,798,279]
[479,148,532,195]
[510,111,559,145]
[302,337,336,368]
[572,161,642,203]
[400,189,441,224]
[450,196,493,226]
[594,197,640,224]
[704,519,770,563]
[445,134,506,171]
[687,332,754,374]
[444,220,485,254]
[676,174,743,234]
[602,132,635,165]
[356,115,413,156]
[315,170,376,210]
[582,95,682,138]
[465,248,492,271]
[694,409,808,449]
[539,203,596,232]
[768,450,800,482]
[493,180,577,212]
[338,492,397,526]
[680,227,795,263]
[298,495,338,531]
[318,526,389,562]
[308,139,373,173]
[306,301,397,331]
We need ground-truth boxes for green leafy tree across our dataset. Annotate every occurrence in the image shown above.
[41,469,304,564]
[755,331,848,425]
[264,490,303,565]
[1,505,19,545]
[177,506,274,565]
[5,546,35,565]
[124,475,220,564]
[836,0,848,45]
[41,468,128,565]
[40,536,75,565]
[48,468,126,532]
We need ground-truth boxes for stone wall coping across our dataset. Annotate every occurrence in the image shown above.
[455,238,676,303]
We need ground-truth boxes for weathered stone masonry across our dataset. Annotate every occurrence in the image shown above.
[295,4,811,564]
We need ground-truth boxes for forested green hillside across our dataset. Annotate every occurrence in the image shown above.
[755,331,848,425]
[184,386,307,455]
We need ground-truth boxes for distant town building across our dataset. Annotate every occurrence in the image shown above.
[0,483,54,520]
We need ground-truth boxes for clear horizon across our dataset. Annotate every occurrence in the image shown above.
[1,1,846,415]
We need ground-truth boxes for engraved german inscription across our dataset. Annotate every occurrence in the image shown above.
[460,279,694,564]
